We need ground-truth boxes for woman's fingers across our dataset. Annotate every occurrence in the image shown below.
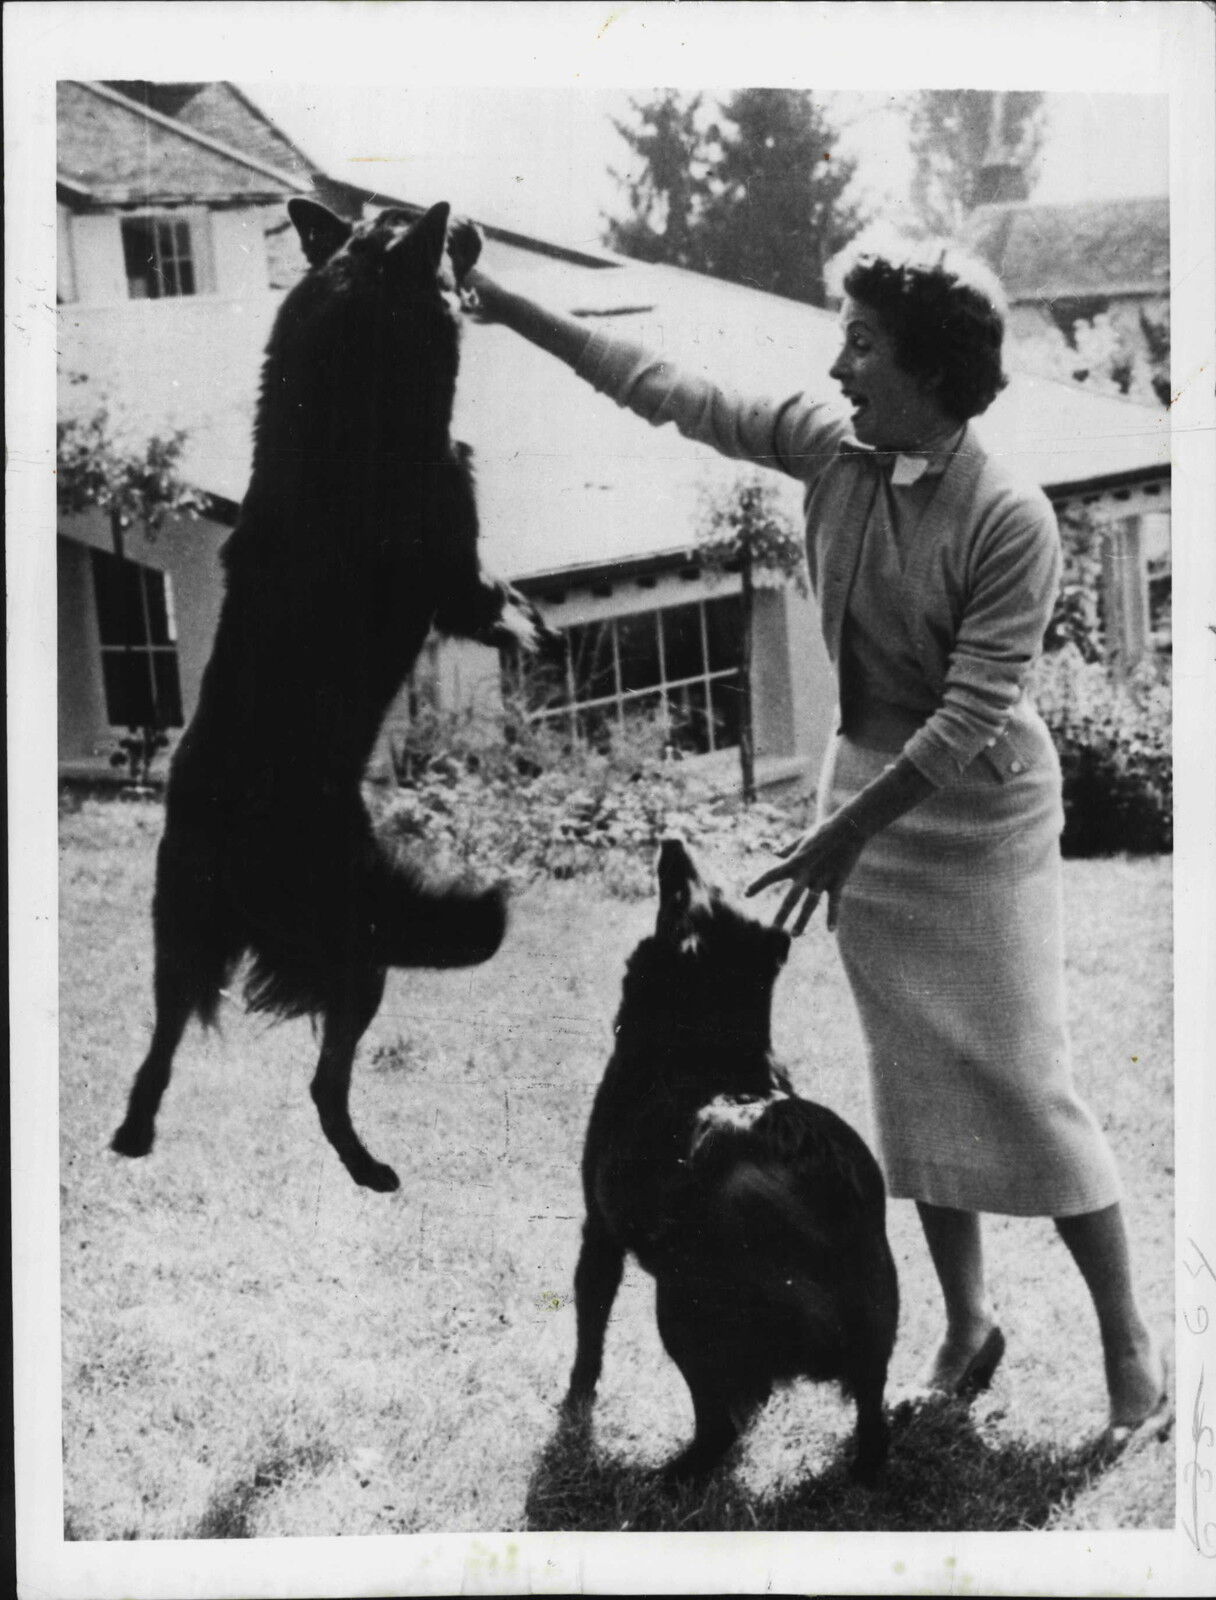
[826,885,842,933]
[773,881,806,931]
[745,860,794,896]
[792,889,821,936]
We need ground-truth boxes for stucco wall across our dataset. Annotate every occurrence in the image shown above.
[58,506,230,775]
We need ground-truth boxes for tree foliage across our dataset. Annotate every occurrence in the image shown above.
[908,90,1046,235]
[57,404,207,785]
[56,405,209,536]
[603,91,711,268]
[605,88,862,306]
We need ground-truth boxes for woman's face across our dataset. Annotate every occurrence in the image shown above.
[829,296,955,451]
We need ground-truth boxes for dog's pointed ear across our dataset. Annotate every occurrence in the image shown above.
[387,202,451,276]
[288,199,352,267]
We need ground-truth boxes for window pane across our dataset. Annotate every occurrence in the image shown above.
[91,548,145,646]
[704,594,744,672]
[620,687,663,732]
[121,216,195,299]
[151,652,185,727]
[661,602,704,682]
[140,568,175,645]
[666,680,712,755]
[100,651,155,727]
[567,621,616,702]
[121,217,156,298]
[513,652,567,715]
[708,674,744,750]
[615,612,660,692]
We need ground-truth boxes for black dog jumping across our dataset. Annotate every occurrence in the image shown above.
[565,838,899,1485]
[112,200,546,1192]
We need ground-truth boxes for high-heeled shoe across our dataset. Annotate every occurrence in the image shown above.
[926,1325,1006,1399]
[1098,1339,1173,1457]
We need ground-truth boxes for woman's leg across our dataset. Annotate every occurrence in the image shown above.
[917,1203,1002,1390]
[1055,1202,1164,1427]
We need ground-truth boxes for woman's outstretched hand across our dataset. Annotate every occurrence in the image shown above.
[745,814,867,935]
[458,266,500,323]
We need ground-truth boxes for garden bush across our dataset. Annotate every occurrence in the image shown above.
[375,695,798,895]
[1032,646,1172,856]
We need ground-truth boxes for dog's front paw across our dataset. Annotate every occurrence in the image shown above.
[447,217,484,285]
[482,591,560,657]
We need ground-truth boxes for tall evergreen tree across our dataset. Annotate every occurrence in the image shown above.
[604,88,861,305]
[698,89,861,305]
[908,90,1045,235]
[602,91,711,268]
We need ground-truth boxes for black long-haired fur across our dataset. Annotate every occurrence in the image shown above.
[112,199,548,1192]
[565,839,899,1485]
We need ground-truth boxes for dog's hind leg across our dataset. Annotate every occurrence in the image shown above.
[849,1376,889,1486]
[111,958,198,1159]
[113,830,229,1160]
[563,1216,626,1413]
[655,1281,768,1484]
[310,965,398,1192]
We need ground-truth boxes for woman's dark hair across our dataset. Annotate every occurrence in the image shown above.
[841,244,1009,420]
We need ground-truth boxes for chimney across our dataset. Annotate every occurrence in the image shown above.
[975,92,1030,206]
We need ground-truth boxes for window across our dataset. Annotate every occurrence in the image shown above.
[516,597,744,755]
[90,549,184,728]
[120,215,197,299]
[1143,512,1171,652]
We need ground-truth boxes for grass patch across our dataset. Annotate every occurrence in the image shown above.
[59,796,1173,1536]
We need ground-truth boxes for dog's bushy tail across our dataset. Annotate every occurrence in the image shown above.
[241,833,508,1018]
[367,843,509,969]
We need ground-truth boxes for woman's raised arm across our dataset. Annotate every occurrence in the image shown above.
[463,268,594,372]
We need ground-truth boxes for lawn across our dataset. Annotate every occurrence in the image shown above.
[58,795,1174,1537]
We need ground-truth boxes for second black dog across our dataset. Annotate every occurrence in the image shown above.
[565,838,899,1485]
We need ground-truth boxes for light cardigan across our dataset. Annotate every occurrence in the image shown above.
[574,331,1062,791]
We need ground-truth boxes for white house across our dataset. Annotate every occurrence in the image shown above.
[56,81,1172,792]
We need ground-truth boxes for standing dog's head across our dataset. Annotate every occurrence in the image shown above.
[622,838,790,1049]
[286,198,481,309]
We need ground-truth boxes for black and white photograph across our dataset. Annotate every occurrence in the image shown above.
[8,2,1216,1595]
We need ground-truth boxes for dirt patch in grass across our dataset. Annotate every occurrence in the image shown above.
[59,797,1173,1536]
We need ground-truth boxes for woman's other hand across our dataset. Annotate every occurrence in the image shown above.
[745,813,867,935]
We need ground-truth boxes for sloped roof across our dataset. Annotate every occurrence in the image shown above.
[963,196,1169,302]
[57,80,308,206]
[60,230,1165,587]
[104,81,320,186]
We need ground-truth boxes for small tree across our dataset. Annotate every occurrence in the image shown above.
[56,405,208,787]
[698,475,808,803]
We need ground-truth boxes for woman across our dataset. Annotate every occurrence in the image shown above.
[464,239,1168,1448]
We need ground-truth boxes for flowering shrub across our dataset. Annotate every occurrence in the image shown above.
[1033,646,1171,856]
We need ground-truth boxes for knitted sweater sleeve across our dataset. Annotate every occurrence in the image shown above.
[574,330,846,482]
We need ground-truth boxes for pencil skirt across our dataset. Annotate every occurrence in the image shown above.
[819,728,1122,1217]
